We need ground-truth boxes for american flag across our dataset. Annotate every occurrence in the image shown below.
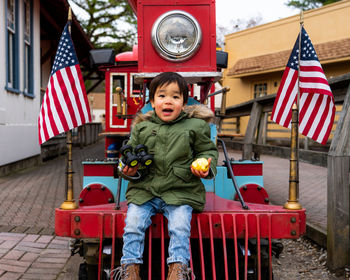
[271,27,335,145]
[38,23,91,145]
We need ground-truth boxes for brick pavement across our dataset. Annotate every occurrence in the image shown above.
[0,142,104,235]
[0,141,104,279]
[0,232,70,280]
[219,148,327,231]
[0,140,327,279]
[261,153,327,231]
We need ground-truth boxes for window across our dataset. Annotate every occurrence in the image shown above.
[130,74,141,97]
[6,0,19,92]
[254,83,267,98]
[23,0,33,96]
[110,73,128,128]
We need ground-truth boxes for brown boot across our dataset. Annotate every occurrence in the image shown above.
[166,262,194,280]
[111,263,141,280]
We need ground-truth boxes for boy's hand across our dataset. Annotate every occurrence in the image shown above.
[191,158,212,178]
[123,165,139,177]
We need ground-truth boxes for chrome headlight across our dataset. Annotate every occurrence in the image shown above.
[151,10,202,62]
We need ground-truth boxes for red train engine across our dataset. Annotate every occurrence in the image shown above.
[55,1,306,279]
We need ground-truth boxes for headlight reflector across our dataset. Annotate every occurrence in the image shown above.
[151,10,202,62]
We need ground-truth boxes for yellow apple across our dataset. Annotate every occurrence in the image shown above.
[191,158,209,172]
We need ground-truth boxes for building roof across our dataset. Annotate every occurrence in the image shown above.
[227,37,350,77]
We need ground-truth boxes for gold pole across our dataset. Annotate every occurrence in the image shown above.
[115,87,123,115]
[60,7,78,210]
[284,103,302,210]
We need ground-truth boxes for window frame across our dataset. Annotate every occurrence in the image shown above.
[23,0,34,97]
[253,82,267,99]
[5,0,20,94]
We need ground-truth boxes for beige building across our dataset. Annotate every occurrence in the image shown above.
[88,93,106,130]
[222,0,350,137]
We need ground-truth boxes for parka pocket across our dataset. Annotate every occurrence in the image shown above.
[173,165,194,183]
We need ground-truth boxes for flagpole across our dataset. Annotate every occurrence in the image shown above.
[284,11,303,210]
[60,7,78,210]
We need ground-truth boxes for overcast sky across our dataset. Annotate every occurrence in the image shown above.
[216,0,297,27]
[69,0,299,28]
[68,0,299,46]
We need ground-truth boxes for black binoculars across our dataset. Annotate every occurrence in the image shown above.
[134,144,153,168]
[119,145,139,168]
[119,144,153,170]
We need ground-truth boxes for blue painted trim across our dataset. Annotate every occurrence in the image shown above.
[202,177,215,192]
[83,176,129,203]
[5,0,10,88]
[210,123,216,143]
[14,0,19,90]
[231,160,264,164]
[5,0,20,91]
[23,0,34,97]
[207,166,264,200]
[5,86,21,94]
[235,176,264,189]
[23,91,35,98]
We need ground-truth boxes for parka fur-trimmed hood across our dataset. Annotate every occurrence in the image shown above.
[132,104,215,128]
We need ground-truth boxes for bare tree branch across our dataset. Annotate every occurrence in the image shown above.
[70,0,137,52]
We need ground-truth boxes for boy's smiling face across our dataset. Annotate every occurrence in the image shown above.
[151,82,185,122]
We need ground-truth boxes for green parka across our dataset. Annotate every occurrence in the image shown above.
[126,105,218,212]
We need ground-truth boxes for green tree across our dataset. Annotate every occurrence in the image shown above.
[70,0,137,52]
[286,0,341,10]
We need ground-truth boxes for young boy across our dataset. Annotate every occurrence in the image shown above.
[116,72,218,280]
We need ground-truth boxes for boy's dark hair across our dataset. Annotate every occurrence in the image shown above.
[149,72,188,104]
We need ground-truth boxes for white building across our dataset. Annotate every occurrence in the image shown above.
[0,0,41,166]
[0,0,93,171]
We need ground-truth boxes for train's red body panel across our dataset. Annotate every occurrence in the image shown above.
[56,195,306,239]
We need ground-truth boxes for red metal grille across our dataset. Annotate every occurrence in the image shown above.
[55,195,305,279]
[102,213,275,280]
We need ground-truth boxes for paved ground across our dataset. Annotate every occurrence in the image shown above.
[0,142,103,279]
[0,233,71,280]
[0,142,102,235]
[218,148,326,231]
[0,140,327,279]
[262,154,326,231]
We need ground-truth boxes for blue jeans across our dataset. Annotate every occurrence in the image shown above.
[121,197,193,265]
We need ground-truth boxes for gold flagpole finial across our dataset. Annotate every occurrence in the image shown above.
[300,10,304,25]
[68,6,72,21]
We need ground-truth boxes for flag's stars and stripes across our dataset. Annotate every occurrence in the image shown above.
[38,23,91,145]
[271,27,335,145]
